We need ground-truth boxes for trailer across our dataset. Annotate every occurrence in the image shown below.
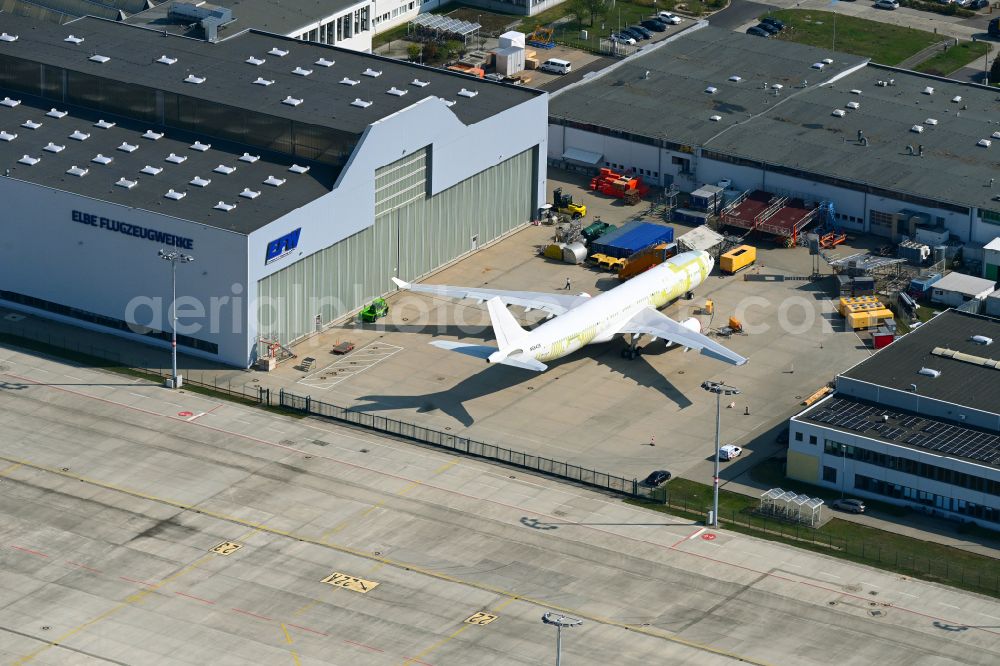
[719,245,756,274]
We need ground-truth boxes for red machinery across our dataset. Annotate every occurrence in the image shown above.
[589,168,650,201]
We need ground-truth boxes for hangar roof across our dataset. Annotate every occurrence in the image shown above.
[840,310,1000,415]
[0,13,539,135]
[0,97,334,233]
[550,26,1000,212]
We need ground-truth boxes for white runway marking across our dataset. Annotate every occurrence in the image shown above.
[819,571,841,579]
[298,342,403,390]
[688,528,707,540]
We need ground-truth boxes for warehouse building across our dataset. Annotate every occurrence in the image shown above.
[788,310,1000,528]
[0,14,547,366]
[929,272,997,308]
[549,25,1000,247]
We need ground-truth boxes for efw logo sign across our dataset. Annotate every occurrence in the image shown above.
[265,228,301,264]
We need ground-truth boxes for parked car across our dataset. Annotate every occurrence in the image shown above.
[611,33,636,45]
[831,498,867,513]
[631,25,654,39]
[874,0,899,9]
[621,27,646,41]
[642,470,672,487]
[756,22,780,35]
[746,26,770,37]
[760,17,786,31]
[641,19,668,32]
[719,445,742,461]
[965,0,988,8]
[658,11,683,24]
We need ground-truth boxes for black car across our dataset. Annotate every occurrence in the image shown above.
[967,0,988,9]
[760,17,786,30]
[746,26,770,37]
[631,25,654,39]
[642,470,672,487]
[641,19,668,32]
[621,27,646,40]
[756,22,781,35]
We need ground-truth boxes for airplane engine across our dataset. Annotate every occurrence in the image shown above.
[665,317,702,350]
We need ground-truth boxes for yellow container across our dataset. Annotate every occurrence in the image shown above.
[838,295,882,316]
[544,243,565,260]
[719,245,756,274]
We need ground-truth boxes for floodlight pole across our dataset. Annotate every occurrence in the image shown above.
[159,249,194,389]
[542,612,582,666]
[702,381,741,528]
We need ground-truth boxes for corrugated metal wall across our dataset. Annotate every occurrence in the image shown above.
[256,146,536,345]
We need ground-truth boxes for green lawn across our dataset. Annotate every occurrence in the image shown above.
[916,41,989,77]
[628,466,1000,598]
[768,9,940,66]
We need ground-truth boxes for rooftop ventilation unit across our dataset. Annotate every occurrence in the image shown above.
[246,56,266,66]
[0,33,19,42]
[951,95,962,103]
[118,142,138,152]
[69,130,90,141]
[443,99,456,107]
[315,58,334,67]
[971,335,993,345]
[411,79,429,87]
[292,67,313,76]
[387,87,407,96]
[95,119,115,129]
[363,68,382,78]
[846,101,860,110]
[239,188,260,199]
[253,77,274,86]
[729,75,742,83]
[214,201,237,212]
[264,175,286,187]
[184,74,206,84]
[340,77,359,86]
[704,86,718,94]
[978,139,992,148]
[922,86,934,95]
[771,83,783,90]
[911,125,924,133]
[89,55,110,64]
[116,177,137,189]
[191,141,211,152]
[140,165,163,175]
[190,176,211,187]
[43,142,65,153]
[993,131,1000,140]
[142,130,163,140]
[709,115,722,122]
[351,98,372,108]
[214,164,236,174]
[65,35,84,44]
[282,96,303,106]
[21,120,42,130]
[458,88,478,98]
[918,367,941,378]
[268,47,289,57]
[18,155,40,166]
[822,58,834,64]
[157,55,177,65]
[239,153,260,163]
[92,153,112,165]
[288,164,310,174]
[831,109,846,117]
[0,131,16,142]
[850,89,862,95]
[164,189,186,200]
[165,153,187,164]
[1,97,20,108]
[925,118,938,126]
[168,2,234,43]
[66,165,88,177]
[46,108,68,118]
[811,62,825,70]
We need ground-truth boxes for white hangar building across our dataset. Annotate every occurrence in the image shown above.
[0,14,547,367]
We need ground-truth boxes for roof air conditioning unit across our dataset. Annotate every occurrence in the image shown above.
[918,367,941,378]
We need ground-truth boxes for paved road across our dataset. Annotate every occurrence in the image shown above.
[709,1,780,29]
[2,348,1000,665]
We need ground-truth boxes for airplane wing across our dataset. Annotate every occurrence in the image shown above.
[392,277,587,317]
[619,308,748,366]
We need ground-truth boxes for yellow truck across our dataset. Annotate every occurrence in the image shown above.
[719,245,756,274]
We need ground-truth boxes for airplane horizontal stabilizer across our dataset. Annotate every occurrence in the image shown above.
[429,340,496,360]
[496,355,547,372]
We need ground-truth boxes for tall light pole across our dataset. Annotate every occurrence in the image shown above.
[701,380,741,528]
[158,249,194,389]
[541,612,582,666]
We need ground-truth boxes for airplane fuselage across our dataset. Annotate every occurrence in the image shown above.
[495,250,713,364]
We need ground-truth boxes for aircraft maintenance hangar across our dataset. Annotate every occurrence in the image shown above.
[0,14,547,367]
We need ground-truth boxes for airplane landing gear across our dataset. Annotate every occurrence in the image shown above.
[621,334,642,360]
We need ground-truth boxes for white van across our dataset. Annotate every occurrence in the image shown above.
[539,58,572,75]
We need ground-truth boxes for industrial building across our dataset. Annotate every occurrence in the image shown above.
[788,310,1000,528]
[0,14,547,367]
[929,272,997,308]
[548,25,1000,248]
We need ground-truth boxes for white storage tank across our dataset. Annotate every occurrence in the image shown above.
[499,30,526,50]
[562,242,587,264]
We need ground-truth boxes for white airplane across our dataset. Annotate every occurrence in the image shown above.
[391,249,747,372]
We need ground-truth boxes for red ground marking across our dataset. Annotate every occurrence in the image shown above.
[702,533,717,541]
[287,623,329,637]
[342,639,384,653]
[119,576,156,587]
[175,591,215,605]
[11,545,48,558]
[177,411,194,417]
[65,560,102,574]
[231,608,274,622]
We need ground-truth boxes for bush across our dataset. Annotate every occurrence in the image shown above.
[406,44,422,61]
[898,0,975,18]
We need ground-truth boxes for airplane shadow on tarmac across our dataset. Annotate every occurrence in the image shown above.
[353,337,694,427]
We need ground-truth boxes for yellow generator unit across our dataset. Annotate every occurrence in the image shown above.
[719,245,756,274]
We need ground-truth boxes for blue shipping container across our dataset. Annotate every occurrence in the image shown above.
[590,221,675,259]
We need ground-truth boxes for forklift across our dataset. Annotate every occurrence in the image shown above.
[553,187,586,219]
[360,297,389,323]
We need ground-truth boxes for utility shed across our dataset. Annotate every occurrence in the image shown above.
[930,272,997,307]
[984,237,1000,281]
[589,221,675,258]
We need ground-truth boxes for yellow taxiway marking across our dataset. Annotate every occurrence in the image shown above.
[0,462,23,477]
[464,612,498,625]
[292,599,320,616]
[320,571,379,594]
[282,623,293,644]
[1,454,772,666]
[406,597,516,664]
[402,624,472,666]
[211,540,243,556]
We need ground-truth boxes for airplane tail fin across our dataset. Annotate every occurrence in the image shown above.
[486,296,527,350]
